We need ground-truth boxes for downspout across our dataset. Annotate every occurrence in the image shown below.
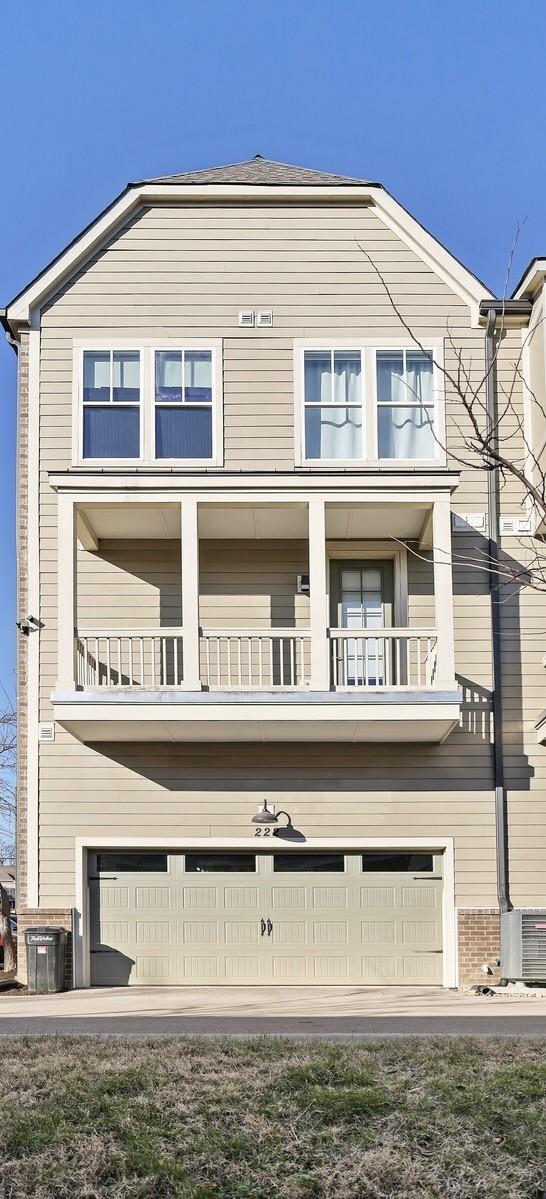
[485,307,511,914]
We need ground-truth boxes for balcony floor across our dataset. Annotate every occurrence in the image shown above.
[52,687,462,744]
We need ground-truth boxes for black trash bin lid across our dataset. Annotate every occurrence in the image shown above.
[24,927,68,945]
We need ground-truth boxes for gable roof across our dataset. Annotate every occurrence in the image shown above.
[133,154,376,188]
[1,155,494,331]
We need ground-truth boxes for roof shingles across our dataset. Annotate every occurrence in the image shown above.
[134,154,373,188]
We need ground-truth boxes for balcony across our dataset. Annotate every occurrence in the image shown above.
[51,487,462,743]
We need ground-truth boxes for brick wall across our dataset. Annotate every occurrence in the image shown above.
[16,330,29,911]
[17,908,73,988]
[458,908,500,986]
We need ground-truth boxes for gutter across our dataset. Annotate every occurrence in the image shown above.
[484,306,512,916]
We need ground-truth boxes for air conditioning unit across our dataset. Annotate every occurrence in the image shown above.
[238,310,255,327]
[501,909,546,983]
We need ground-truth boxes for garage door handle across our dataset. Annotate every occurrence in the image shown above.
[260,918,266,937]
[413,876,442,880]
[266,919,273,937]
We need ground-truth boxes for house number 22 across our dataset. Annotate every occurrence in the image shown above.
[254,827,272,837]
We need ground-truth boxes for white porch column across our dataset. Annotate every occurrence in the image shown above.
[57,495,77,690]
[432,497,456,688]
[181,498,201,690]
[308,498,329,690]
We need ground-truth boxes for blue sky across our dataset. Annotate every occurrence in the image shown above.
[0,0,545,682]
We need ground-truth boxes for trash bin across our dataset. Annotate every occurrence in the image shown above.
[25,927,67,994]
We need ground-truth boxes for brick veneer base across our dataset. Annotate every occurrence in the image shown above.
[458,908,500,986]
[16,909,73,988]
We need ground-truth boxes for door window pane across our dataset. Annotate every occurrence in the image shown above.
[273,853,345,872]
[361,852,434,872]
[305,406,362,459]
[185,853,256,873]
[83,407,140,458]
[97,853,168,873]
[155,407,212,458]
[378,405,435,459]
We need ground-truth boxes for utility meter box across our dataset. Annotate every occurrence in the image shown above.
[25,927,67,994]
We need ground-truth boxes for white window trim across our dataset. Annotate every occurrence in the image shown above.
[72,339,223,468]
[294,338,446,469]
[150,343,222,468]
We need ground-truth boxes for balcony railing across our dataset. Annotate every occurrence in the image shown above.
[330,628,437,689]
[201,629,311,690]
[74,626,438,692]
[76,629,184,688]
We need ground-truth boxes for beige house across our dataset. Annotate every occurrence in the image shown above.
[2,156,545,990]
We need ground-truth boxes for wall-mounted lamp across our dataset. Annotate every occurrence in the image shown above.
[251,800,295,836]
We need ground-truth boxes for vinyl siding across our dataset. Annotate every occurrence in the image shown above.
[32,198,546,915]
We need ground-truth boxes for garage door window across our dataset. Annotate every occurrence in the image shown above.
[361,852,434,872]
[184,853,257,873]
[273,853,345,872]
[97,853,168,873]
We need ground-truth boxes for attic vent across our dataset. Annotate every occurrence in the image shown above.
[256,310,273,328]
[500,515,533,534]
[38,722,55,743]
[238,310,255,328]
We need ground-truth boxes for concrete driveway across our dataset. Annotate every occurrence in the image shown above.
[1,983,546,1037]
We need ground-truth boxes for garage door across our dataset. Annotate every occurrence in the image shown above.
[89,849,443,986]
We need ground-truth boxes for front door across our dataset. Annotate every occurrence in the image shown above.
[330,560,394,685]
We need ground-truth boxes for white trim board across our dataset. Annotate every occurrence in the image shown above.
[5,183,492,329]
[73,835,456,989]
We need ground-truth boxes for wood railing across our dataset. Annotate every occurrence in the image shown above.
[75,627,438,692]
[76,629,184,688]
[330,628,438,689]
[200,629,311,690]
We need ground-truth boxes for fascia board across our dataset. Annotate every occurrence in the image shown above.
[367,186,494,319]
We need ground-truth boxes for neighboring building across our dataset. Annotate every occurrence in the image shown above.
[1,156,544,990]
[0,866,16,908]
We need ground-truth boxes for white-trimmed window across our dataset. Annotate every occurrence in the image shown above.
[82,349,141,459]
[77,342,222,465]
[297,341,441,465]
[154,349,213,459]
[303,348,363,460]
[376,349,435,460]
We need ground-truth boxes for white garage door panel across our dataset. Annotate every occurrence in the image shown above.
[89,850,443,986]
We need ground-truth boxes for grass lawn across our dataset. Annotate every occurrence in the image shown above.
[1,1037,545,1198]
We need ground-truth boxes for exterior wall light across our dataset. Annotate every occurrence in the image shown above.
[251,801,294,835]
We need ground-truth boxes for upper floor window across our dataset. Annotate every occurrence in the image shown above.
[304,349,363,460]
[155,350,213,459]
[297,342,441,465]
[376,349,435,459]
[82,350,140,459]
[77,342,222,464]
